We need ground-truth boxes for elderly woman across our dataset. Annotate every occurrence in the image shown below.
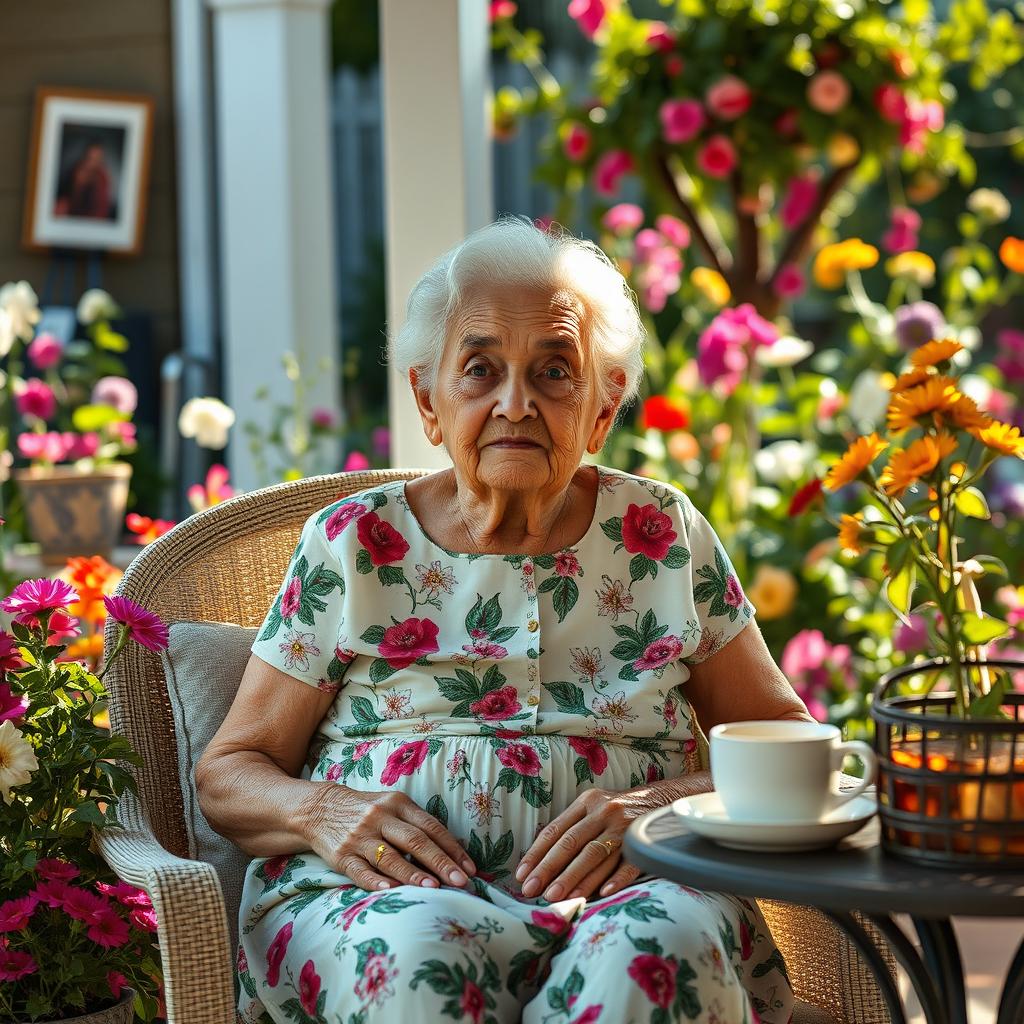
[198,218,813,1024]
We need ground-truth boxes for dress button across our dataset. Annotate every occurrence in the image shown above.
[527,693,540,706]
[527,619,539,632]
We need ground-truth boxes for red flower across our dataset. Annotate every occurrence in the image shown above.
[357,512,410,565]
[740,920,753,960]
[60,887,108,925]
[494,729,524,739]
[788,477,823,517]
[129,907,158,932]
[531,908,570,935]
[554,550,582,577]
[103,596,169,652]
[378,617,440,669]
[262,855,290,882]
[0,633,26,673]
[497,742,541,777]
[641,396,689,432]
[470,685,522,721]
[460,978,486,1024]
[266,921,293,987]
[35,858,78,882]
[621,503,677,561]
[724,575,745,609]
[325,501,368,540]
[0,948,36,982]
[627,953,676,1008]
[634,635,683,672]
[568,736,608,775]
[33,879,70,908]
[380,740,429,786]
[107,970,127,999]
[0,895,38,932]
[646,762,663,782]
[299,959,322,1015]
[0,681,28,724]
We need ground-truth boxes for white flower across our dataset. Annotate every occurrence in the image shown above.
[76,288,119,326]
[847,369,891,430]
[959,373,993,410]
[0,308,13,360]
[0,281,41,343]
[178,396,236,449]
[279,630,320,672]
[754,440,817,485]
[755,335,814,369]
[966,188,1010,224]
[0,720,38,804]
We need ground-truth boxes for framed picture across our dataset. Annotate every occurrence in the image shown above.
[22,86,155,257]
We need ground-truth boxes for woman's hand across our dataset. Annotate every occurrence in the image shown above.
[299,784,476,892]
[515,788,647,902]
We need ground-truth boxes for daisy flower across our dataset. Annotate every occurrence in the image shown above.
[1,578,79,624]
[103,596,169,652]
[822,434,889,491]
[0,721,38,804]
[280,631,321,672]
[879,433,958,497]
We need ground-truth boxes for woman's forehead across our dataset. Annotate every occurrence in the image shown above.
[453,284,587,330]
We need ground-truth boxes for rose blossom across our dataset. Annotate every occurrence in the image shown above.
[634,636,684,671]
[460,978,486,1024]
[531,909,571,935]
[563,122,591,162]
[469,685,521,720]
[705,76,751,119]
[567,0,608,38]
[655,215,689,249]
[601,203,643,236]
[592,150,634,196]
[280,576,303,619]
[497,742,541,776]
[299,959,322,1015]
[627,953,676,1008]
[27,332,62,369]
[378,617,440,669]
[380,740,430,786]
[554,550,582,577]
[659,98,704,143]
[16,379,55,421]
[807,70,850,114]
[266,921,293,987]
[325,501,368,539]
[696,135,737,178]
[356,512,410,565]
[621,503,677,560]
[92,376,138,415]
[568,736,608,775]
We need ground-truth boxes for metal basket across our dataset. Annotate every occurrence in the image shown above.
[871,656,1024,869]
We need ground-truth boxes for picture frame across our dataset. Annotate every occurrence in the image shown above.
[22,86,155,257]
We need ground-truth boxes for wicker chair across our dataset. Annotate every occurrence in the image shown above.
[97,469,894,1024]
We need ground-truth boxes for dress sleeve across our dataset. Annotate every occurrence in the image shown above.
[680,496,756,666]
[250,509,349,691]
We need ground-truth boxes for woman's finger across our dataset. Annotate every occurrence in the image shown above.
[364,839,440,888]
[401,803,476,875]
[382,820,471,887]
[597,860,642,898]
[563,850,620,901]
[516,801,587,883]
[538,833,622,901]
[338,855,395,893]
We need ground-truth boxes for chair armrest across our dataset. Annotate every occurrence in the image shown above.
[95,790,236,1024]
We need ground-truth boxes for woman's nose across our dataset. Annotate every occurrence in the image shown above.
[492,373,538,421]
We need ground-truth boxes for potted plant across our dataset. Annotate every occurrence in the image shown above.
[0,574,167,1020]
[1,283,139,563]
[820,332,1024,867]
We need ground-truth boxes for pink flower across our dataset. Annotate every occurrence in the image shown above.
[261,855,290,882]
[563,122,591,162]
[0,895,38,932]
[571,1007,604,1024]
[280,576,303,619]
[16,379,56,421]
[621,503,677,560]
[266,921,293,987]
[35,858,79,882]
[627,953,676,1008]
[724,575,745,608]
[696,135,737,178]
[659,98,705,143]
[66,432,100,460]
[460,977,486,1024]
[601,203,644,236]
[874,83,908,124]
[129,907,158,932]
[326,763,342,781]
[697,303,778,392]
[88,907,131,948]
[531,909,571,935]
[357,511,410,566]
[634,228,664,263]
[0,682,27,724]
[325,501,368,540]
[378,616,440,669]
[995,329,1024,385]
[567,0,608,38]
[655,215,690,249]
[380,740,430,786]
[343,450,370,471]
[807,70,850,114]
[462,639,509,660]
[0,633,25,673]
[568,736,608,775]
[469,685,521,720]
[17,431,71,463]
[27,332,63,369]
[705,76,751,120]
[780,174,819,230]
[593,150,634,197]
[299,959,322,1015]
[92,376,138,415]
[0,948,36,982]
[95,881,150,906]
[34,879,70,908]
[901,99,943,153]
[894,614,930,654]
[497,742,541,776]
[107,970,128,999]
[773,263,806,299]
[882,206,921,254]
[645,21,674,53]
[103,595,169,652]
[310,407,334,429]
[60,886,109,925]
[555,550,582,577]
[634,635,683,671]
[1,578,78,624]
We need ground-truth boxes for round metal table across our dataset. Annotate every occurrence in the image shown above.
[624,806,1024,1024]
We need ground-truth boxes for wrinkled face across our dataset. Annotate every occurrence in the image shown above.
[413,283,620,493]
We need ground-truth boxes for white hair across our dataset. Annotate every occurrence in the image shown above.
[388,215,646,408]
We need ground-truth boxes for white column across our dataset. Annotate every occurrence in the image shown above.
[207,0,340,491]
[380,0,493,470]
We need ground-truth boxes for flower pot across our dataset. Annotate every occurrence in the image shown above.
[48,989,135,1023]
[14,462,132,564]
[871,656,1024,869]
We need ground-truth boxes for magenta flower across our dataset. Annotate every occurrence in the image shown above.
[568,736,608,775]
[88,908,131,948]
[343,450,370,471]
[705,75,751,120]
[0,894,38,932]
[16,379,56,421]
[34,879,70,908]
[634,636,683,672]
[995,329,1024,384]
[882,206,921,254]
[266,921,293,987]
[371,426,391,458]
[0,682,28,725]
[35,858,79,883]
[299,959,322,1015]
[310,407,334,429]
[592,150,634,197]
[554,550,582,577]
[621,503,677,561]
[724,575,745,609]
[696,135,737,178]
[773,263,806,299]
[17,431,72,463]
[107,970,128,998]
[380,740,430,786]
[874,83,908,123]
[95,880,151,907]
[377,617,439,669]
[469,685,521,720]
[780,174,820,230]
[496,742,541,776]
[0,948,37,981]
[1,578,79,624]
[27,332,63,369]
[628,953,676,1008]
[325,501,369,540]
[92,376,138,415]
[103,595,169,652]
[601,203,644,236]
[655,215,690,249]
[129,907,158,932]
[60,886,109,925]
[563,122,591,162]
[0,632,25,673]
[659,98,705,143]
[567,0,608,38]
[280,576,303,620]
[645,21,675,52]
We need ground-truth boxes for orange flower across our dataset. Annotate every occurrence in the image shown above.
[886,376,961,434]
[890,367,933,393]
[999,236,1024,273]
[641,395,689,432]
[823,433,888,491]
[837,513,870,555]
[879,432,958,496]
[126,514,176,545]
[910,338,963,369]
[64,556,121,623]
[63,632,105,664]
[968,420,1024,459]
[947,394,993,432]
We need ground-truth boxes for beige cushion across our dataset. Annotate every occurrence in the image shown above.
[161,620,258,950]
[791,1001,837,1024]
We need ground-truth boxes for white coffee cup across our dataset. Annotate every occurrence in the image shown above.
[709,720,876,823]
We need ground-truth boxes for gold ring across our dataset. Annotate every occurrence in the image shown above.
[592,838,618,857]
[375,843,387,867]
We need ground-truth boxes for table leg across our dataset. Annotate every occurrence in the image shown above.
[996,932,1024,1024]
[866,915,949,1024]
[824,911,908,1024]
[911,918,967,1024]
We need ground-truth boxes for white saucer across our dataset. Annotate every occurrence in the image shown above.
[671,792,877,853]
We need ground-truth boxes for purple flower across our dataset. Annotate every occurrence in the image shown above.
[103,596,169,652]
[91,376,138,415]
[1,579,79,624]
[894,301,945,350]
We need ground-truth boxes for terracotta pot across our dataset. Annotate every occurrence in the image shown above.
[871,656,1024,869]
[14,462,132,564]
[48,989,135,1023]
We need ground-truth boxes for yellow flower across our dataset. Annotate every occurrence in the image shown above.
[837,513,870,556]
[947,393,992,432]
[885,251,936,287]
[826,133,860,166]
[886,376,961,434]
[691,267,731,306]
[968,420,1024,459]
[890,367,933,393]
[823,433,889,491]
[745,565,798,621]
[910,338,963,369]
[813,239,879,289]
[879,432,958,497]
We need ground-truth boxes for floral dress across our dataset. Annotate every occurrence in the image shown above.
[236,467,794,1024]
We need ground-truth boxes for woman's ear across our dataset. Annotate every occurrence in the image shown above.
[410,368,444,447]
[586,369,627,453]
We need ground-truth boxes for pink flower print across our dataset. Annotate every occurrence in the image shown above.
[571,1007,604,1024]
[377,617,439,669]
[266,921,293,987]
[299,959,322,1015]
[380,740,429,786]
[531,909,570,936]
[463,639,509,661]
[627,953,676,1008]
[325,501,368,540]
[354,951,398,1006]
[469,685,521,720]
[357,512,410,565]
[580,889,647,924]
[568,736,608,775]
[554,549,582,577]
[595,576,633,620]
[335,644,356,665]
[460,977,486,1024]
[279,630,321,672]
[635,636,683,672]
[353,740,378,761]
[326,763,343,781]
[621,504,677,560]
[646,762,663,782]
[497,742,541,776]
[740,920,753,960]
[340,893,383,931]
[662,697,678,728]
[723,574,745,609]
[262,855,290,882]
[280,576,302,620]
[446,749,468,777]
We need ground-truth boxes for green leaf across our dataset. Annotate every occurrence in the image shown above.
[885,538,912,576]
[662,545,690,569]
[630,554,650,582]
[884,565,916,622]
[72,403,127,432]
[955,487,990,520]
[960,613,1009,644]
[356,548,374,574]
[967,678,1009,719]
[600,516,623,542]
[71,801,105,824]
[368,658,397,684]
[377,565,405,586]
[550,577,578,622]
[425,794,448,827]
[360,624,386,645]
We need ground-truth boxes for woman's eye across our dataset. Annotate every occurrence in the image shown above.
[543,366,567,380]
[467,364,489,378]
